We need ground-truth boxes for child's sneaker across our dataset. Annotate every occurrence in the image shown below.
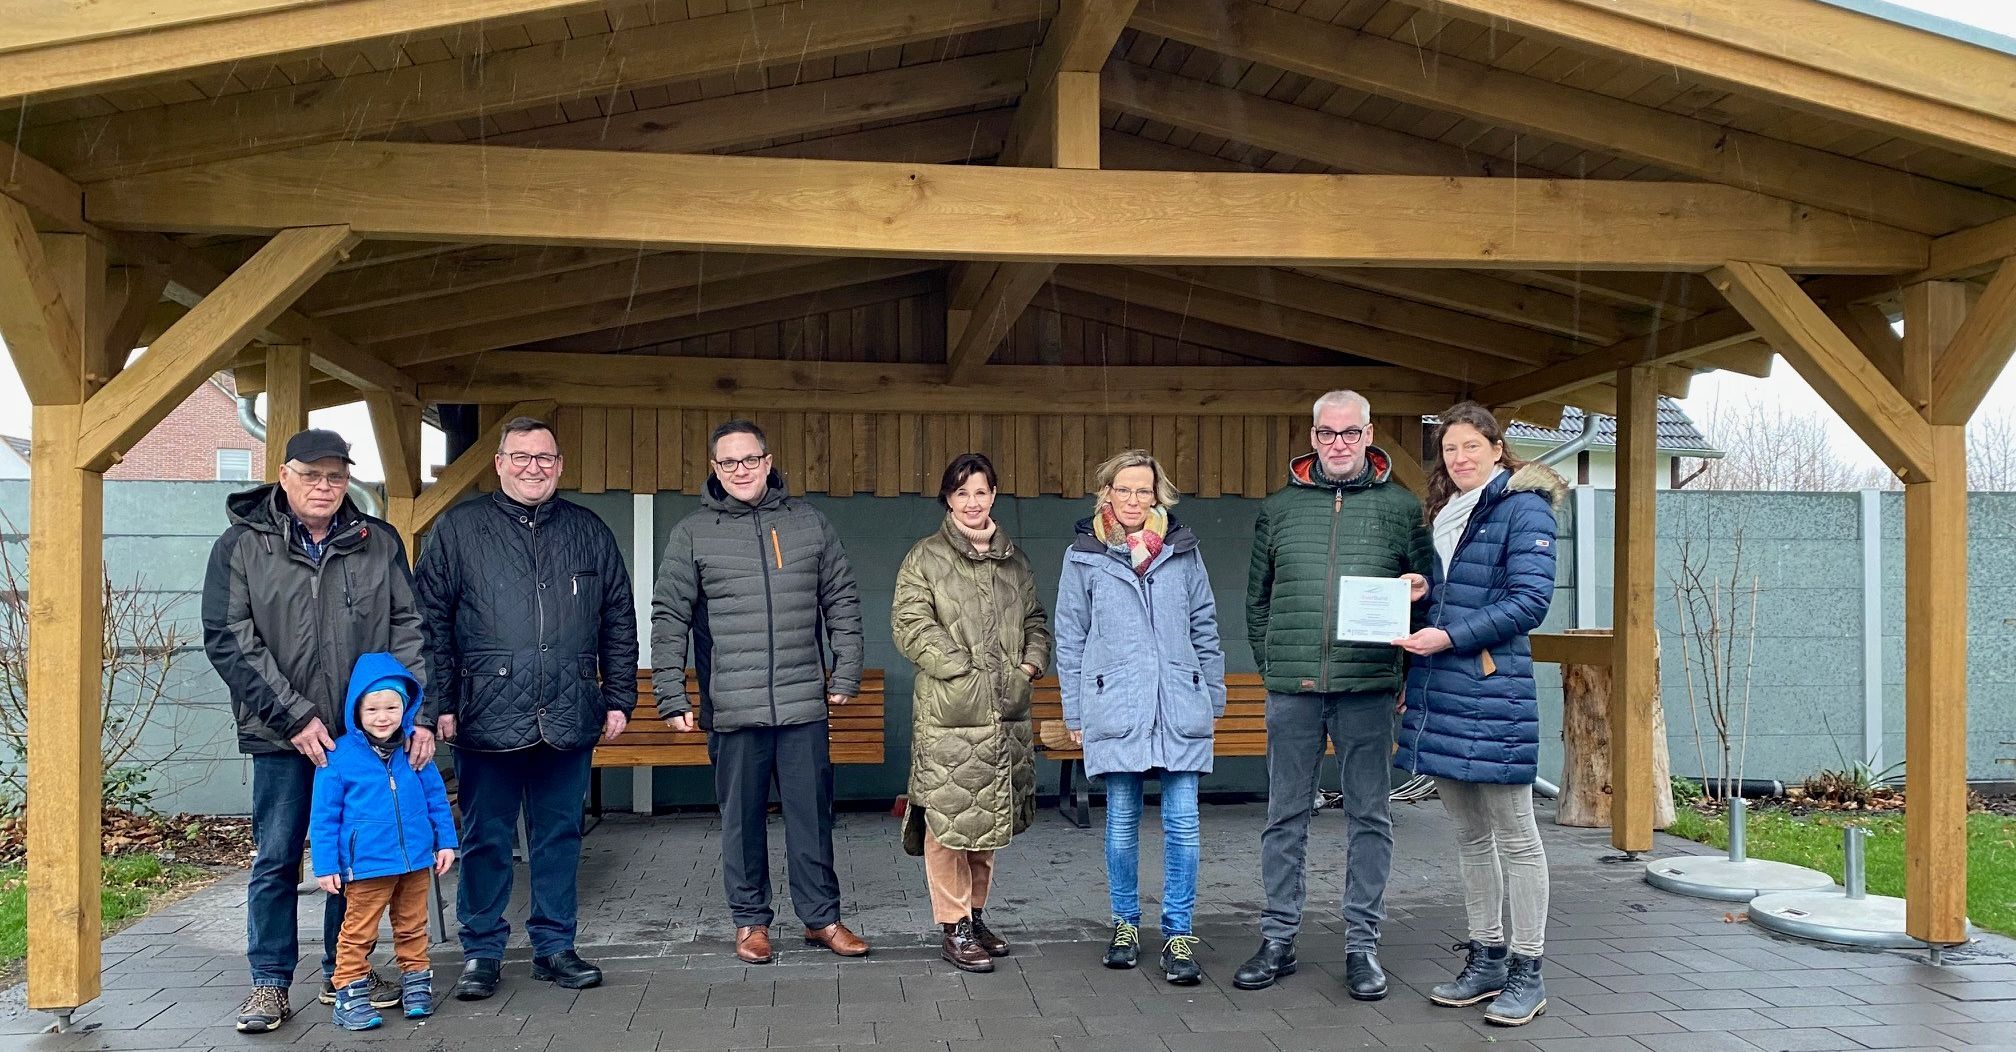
[401,969,435,1019]
[332,977,384,1031]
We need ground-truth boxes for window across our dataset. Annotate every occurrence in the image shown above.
[216,448,254,481]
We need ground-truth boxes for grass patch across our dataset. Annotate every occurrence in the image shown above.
[1664,806,2016,936]
[0,854,212,967]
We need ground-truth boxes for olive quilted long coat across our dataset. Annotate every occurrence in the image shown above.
[893,516,1052,851]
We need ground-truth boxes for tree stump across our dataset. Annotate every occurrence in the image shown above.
[1557,629,1674,828]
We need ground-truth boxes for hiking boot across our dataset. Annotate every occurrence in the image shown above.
[1160,934,1202,986]
[319,969,400,1008]
[331,978,383,1031]
[234,985,292,1034]
[453,958,501,1001]
[400,969,435,1019]
[1429,940,1508,1007]
[531,949,603,989]
[1483,954,1547,1027]
[1344,950,1388,1001]
[1232,938,1296,990]
[969,907,1010,957]
[1102,917,1140,969]
[941,919,995,973]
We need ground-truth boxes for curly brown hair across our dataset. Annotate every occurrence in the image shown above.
[1422,402,1525,524]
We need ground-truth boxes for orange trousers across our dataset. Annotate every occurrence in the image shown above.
[922,828,995,925]
[332,869,431,987]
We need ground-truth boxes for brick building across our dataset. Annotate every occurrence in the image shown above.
[103,373,264,482]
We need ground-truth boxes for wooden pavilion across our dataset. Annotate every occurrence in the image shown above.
[3,0,2013,1016]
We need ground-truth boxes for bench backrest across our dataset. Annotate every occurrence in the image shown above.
[1030,672,1275,759]
[593,668,887,767]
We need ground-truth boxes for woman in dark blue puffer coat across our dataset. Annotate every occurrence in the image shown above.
[1391,402,1564,1029]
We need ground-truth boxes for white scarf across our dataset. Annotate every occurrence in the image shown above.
[1433,467,1507,576]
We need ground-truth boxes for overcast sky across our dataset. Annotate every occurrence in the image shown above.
[2,0,2012,482]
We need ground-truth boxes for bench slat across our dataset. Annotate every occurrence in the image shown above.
[597,668,887,768]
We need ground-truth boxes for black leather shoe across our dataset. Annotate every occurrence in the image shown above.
[453,958,500,1001]
[1232,937,1297,990]
[532,949,603,990]
[1345,950,1388,1001]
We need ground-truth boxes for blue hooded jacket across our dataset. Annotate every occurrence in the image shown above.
[1394,464,1565,786]
[310,652,458,881]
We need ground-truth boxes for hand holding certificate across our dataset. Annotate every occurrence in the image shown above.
[1334,576,1411,643]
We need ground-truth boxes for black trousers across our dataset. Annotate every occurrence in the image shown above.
[706,719,841,929]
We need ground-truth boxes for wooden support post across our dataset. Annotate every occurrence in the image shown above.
[1609,364,1658,854]
[367,392,425,556]
[1903,285,1971,945]
[263,343,309,482]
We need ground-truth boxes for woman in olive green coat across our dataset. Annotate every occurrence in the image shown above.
[894,453,1051,974]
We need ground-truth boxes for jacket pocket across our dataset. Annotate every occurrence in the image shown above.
[1079,661,1137,742]
[1161,663,1215,739]
[460,654,513,724]
[569,569,601,606]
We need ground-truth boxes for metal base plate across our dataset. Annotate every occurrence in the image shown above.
[1749,889,1962,949]
[1644,855,1837,901]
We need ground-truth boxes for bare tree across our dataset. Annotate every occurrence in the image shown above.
[1688,397,1868,492]
[1967,414,2016,491]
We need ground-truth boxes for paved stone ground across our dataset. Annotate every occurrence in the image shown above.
[4,797,2015,1051]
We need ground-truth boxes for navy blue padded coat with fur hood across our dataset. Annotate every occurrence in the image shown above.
[1394,463,1565,785]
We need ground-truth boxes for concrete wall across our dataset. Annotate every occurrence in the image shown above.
[2,480,2011,815]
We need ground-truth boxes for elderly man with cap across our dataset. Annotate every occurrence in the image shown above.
[202,428,429,1035]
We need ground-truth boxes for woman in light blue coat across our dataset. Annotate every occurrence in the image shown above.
[1055,449,1226,986]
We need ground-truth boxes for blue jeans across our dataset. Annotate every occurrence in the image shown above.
[1102,770,1200,936]
[455,743,595,959]
[247,752,346,987]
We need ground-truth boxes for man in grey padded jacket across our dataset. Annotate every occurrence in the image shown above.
[651,418,869,964]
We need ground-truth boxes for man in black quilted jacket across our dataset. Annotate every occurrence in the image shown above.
[414,416,639,1001]
[651,419,869,964]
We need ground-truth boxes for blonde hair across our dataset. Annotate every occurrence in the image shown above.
[1092,448,1180,508]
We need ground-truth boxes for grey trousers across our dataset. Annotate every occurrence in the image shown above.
[1259,691,1394,951]
[1435,779,1550,956]
[706,720,842,930]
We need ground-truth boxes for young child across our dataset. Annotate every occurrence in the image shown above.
[311,652,458,1030]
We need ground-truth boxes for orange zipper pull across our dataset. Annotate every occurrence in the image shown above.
[770,528,783,569]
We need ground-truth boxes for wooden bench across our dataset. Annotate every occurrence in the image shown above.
[588,668,887,813]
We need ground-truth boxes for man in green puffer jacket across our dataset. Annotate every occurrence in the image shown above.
[1234,390,1434,1001]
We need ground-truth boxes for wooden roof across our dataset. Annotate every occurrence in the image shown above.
[4,0,2015,430]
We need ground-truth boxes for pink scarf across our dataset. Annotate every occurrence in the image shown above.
[1093,503,1167,576]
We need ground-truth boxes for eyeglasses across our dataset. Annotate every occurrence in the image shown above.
[502,452,561,470]
[287,466,350,489]
[1312,427,1367,446]
[713,453,769,473]
[1108,486,1157,503]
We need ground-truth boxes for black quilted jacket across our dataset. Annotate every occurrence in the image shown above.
[414,492,640,752]
[650,470,864,732]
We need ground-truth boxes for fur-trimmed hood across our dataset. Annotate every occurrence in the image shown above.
[1506,461,1569,512]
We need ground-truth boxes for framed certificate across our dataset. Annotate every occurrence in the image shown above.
[1334,575,1410,643]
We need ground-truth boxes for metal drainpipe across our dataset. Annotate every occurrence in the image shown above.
[1527,411,1603,801]
[236,394,382,517]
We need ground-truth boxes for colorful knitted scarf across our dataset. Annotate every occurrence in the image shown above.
[1094,502,1168,576]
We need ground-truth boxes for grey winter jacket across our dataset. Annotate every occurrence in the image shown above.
[1053,517,1226,779]
[650,470,864,732]
[201,485,426,754]
[413,492,640,753]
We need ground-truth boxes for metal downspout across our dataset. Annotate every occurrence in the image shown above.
[237,394,382,518]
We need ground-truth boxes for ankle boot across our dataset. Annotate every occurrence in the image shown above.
[969,907,1010,957]
[400,969,435,1019]
[940,919,995,973]
[1232,937,1297,990]
[1483,954,1547,1026]
[331,978,383,1031]
[1429,941,1508,1007]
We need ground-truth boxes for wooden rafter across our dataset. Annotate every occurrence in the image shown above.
[24,0,1054,181]
[76,226,358,471]
[84,144,1931,272]
[1134,0,2010,235]
[1928,261,2016,425]
[100,264,172,378]
[0,196,86,404]
[525,270,946,355]
[412,399,556,535]
[304,245,634,318]
[1474,308,1759,408]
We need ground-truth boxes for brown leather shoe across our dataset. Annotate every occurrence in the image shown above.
[734,925,773,964]
[803,921,870,957]
[970,908,1010,957]
[941,920,994,973]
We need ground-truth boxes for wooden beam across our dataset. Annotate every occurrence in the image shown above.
[100,264,172,380]
[1475,307,1759,408]
[1532,631,1613,667]
[1831,302,1908,402]
[262,343,309,482]
[1307,269,1654,346]
[412,399,555,534]
[0,140,86,233]
[1712,260,1935,481]
[86,144,1930,272]
[26,0,1053,181]
[742,111,1012,166]
[367,391,425,554]
[1000,0,1139,167]
[1610,363,1657,855]
[1929,261,2016,425]
[1039,284,1340,367]
[0,1,628,103]
[1134,0,2011,235]
[1418,0,2016,170]
[76,226,357,471]
[1897,284,1968,412]
[23,405,105,1013]
[0,197,86,403]
[525,270,944,354]
[412,355,1463,416]
[1371,414,1427,495]
[303,245,634,318]
[947,260,1056,383]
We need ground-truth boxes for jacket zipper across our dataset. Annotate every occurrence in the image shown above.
[1412,485,1498,772]
[530,513,546,741]
[1319,488,1342,692]
[755,507,779,724]
[381,752,412,870]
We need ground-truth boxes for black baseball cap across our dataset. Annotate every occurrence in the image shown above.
[283,428,354,466]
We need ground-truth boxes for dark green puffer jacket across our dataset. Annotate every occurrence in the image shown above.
[1247,448,1434,696]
